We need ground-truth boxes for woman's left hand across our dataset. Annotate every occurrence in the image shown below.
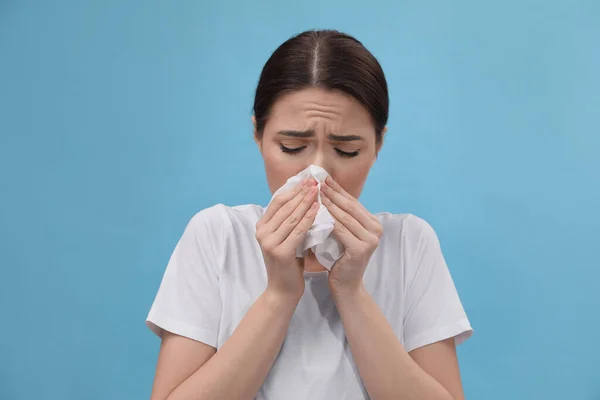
[320,176,383,295]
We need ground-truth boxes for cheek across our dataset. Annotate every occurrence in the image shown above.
[332,161,372,198]
[261,144,305,194]
[260,142,375,197]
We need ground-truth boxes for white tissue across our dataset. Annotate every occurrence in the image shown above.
[267,165,344,270]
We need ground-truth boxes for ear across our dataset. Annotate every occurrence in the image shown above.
[375,126,387,158]
[252,115,262,152]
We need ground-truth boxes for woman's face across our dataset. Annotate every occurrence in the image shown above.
[255,87,384,198]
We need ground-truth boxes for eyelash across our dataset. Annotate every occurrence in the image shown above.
[279,144,306,155]
[335,149,360,158]
[279,144,359,158]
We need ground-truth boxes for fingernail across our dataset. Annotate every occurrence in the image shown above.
[325,176,333,185]
[310,202,318,211]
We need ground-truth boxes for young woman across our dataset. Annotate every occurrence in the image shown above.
[147,29,472,400]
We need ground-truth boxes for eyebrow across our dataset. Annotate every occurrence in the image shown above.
[278,130,364,142]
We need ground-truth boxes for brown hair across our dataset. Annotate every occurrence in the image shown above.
[253,29,389,143]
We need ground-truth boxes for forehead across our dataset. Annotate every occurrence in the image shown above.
[267,87,375,131]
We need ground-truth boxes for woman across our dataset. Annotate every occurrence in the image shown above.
[147,29,472,400]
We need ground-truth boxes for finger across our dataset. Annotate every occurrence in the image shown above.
[265,179,318,232]
[271,186,319,244]
[324,176,354,200]
[264,186,310,233]
[328,213,363,249]
[322,194,374,242]
[280,200,319,252]
[260,179,310,226]
[321,181,380,233]
[324,177,380,224]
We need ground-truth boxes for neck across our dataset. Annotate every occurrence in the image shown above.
[304,250,328,273]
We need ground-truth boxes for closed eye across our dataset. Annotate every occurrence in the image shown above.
[279,143,306,154]
[335,148,359,158]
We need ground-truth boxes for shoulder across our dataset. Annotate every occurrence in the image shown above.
[185,203,264,239]
[185,204,229,236]
[376,212,440,244]
[373,212,444,267]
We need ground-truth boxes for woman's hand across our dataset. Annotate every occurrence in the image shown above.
[320,176,383,295]
[256,179,319,301]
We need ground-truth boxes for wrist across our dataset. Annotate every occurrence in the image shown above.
[329,280,367,300]
[263,287,303,311]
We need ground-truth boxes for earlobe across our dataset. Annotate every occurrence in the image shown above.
[375,126,387,158]
[256,137,263,153]
[252,115,262,151]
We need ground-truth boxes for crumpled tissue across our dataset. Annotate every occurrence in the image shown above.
[267,165,344,270]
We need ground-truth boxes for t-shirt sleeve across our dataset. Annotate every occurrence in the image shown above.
[146,205,227,348]
[402,215,473,353]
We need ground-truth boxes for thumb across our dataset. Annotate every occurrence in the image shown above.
[296,256,306,271]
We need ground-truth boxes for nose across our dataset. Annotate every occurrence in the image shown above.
[309,150,330,174]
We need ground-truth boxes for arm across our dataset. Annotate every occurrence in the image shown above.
[151,291,300,400]
[332,285,463,400]
[320,177,467,400]
[150,179,320,399]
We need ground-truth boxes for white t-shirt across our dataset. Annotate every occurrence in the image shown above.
[146,204,472,400]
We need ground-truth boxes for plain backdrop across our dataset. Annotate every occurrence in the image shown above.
[1,1,599,399]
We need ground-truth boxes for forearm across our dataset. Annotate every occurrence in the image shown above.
[332,285,453,400]
[168,290,298,400]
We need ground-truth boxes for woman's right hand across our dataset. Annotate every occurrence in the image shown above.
[256,179,319,301]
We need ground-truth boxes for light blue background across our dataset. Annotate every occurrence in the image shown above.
[1,1,599,399]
